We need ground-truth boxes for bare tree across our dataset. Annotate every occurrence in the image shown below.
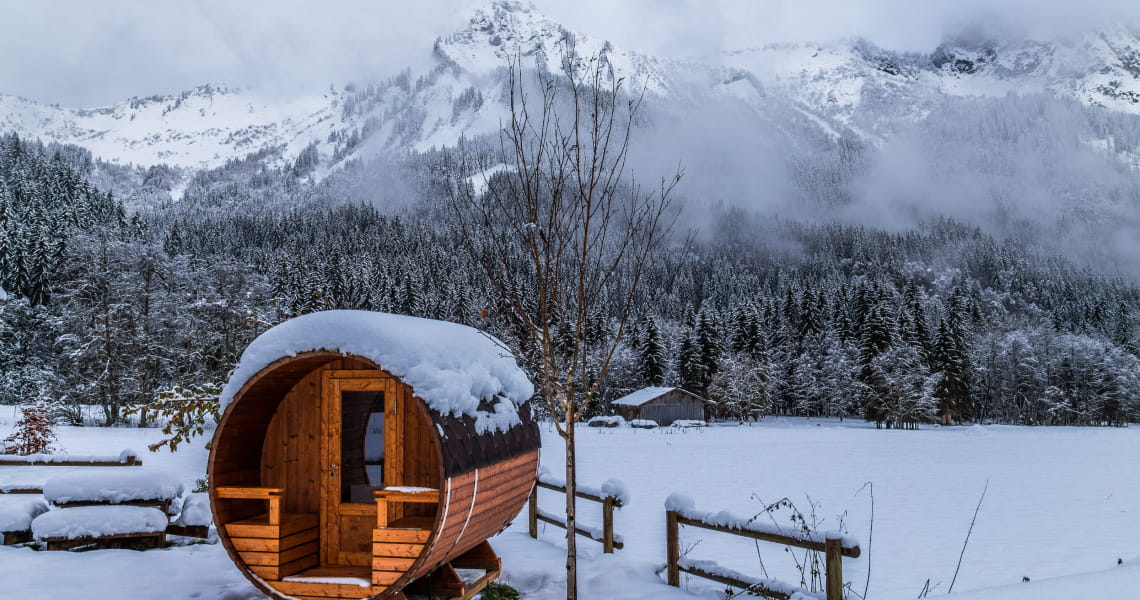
[450,54,681,599]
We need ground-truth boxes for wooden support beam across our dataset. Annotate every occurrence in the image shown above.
[535,512,624,549]
[602,497,615,554]
[825,538,844,600]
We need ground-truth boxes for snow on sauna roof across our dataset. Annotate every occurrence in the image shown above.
[612,386,712,406]
[220,310,535,432]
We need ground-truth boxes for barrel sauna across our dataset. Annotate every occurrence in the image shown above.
[209,311,540,600]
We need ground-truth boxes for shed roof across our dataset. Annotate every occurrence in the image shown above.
[219,310,534,433]
[612,386,713,406]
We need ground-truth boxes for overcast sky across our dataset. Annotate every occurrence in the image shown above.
[3,0,1138,106]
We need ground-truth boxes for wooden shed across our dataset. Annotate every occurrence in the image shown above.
[209,311,540,600]
[613,387,713,425]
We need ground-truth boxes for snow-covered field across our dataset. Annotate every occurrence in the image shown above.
[1,416,1137,599]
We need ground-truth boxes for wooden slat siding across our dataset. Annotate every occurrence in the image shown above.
[638,389,708,425]
[401,449,538,585]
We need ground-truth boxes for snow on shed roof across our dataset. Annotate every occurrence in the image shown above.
[613,386,713,406]
[220,310,535,432]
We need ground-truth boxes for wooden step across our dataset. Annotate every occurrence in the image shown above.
[224,512,317,538]
[373,527,430,544]
[231,526,317,553]
[372,541,425,558]
[239,540,318,566]
[248,553,318,581]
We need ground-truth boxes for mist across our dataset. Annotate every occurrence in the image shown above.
[5,0,1140,106]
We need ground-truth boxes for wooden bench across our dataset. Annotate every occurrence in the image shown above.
[216,487,318,580]
[31,505,168,551]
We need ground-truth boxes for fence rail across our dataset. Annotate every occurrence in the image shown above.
[0,452,142,467]
[666,506,860,600]
[528,477,623,553]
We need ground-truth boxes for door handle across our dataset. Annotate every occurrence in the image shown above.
[330,463,338,478]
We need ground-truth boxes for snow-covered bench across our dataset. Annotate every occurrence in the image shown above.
[31,505,168,551]
[629,419,659,429]
[587,415,625,428]
[43,470,184,513]
[0,496,49,545]
[0,449,142,466]
[166,492,212,538]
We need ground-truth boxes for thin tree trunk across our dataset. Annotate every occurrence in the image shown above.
[564,418,577,600]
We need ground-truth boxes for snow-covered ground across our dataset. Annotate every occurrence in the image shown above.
[0,417,1136,599]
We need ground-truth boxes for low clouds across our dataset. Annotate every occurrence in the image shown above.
[0,0,469,106]
[4,1,1139,106]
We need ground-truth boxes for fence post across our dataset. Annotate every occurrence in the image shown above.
[666,510,680,586]
[825,537,843,600]
[528,484,538,539]
[602,497,615,553]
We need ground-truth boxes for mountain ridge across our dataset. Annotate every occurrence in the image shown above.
[3,1,1140,179]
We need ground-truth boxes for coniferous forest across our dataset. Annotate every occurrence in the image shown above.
[1,130,1138,429]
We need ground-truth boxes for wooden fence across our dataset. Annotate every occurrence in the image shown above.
[528,477,623,553]
[666,507,860,600]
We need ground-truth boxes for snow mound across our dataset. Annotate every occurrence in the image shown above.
[173,493,211,527]
[664,492,695,512]
[220,310,534,433]
[963,424,990,438]
[31,506,168,540]
[601,479,630,506]
[43,470,185,505]
[0,496,49,531]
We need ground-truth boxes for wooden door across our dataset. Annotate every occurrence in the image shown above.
[321,370,397,566]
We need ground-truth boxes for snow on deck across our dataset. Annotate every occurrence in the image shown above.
[282,575,370,587]
[220,310,534,433]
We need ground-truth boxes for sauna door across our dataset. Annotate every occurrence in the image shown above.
[321,371,396,566]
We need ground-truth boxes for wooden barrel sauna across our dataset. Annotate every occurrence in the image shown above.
[208,311,540,600]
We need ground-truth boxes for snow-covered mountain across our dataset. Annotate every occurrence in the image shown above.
[3,1,1140,176]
